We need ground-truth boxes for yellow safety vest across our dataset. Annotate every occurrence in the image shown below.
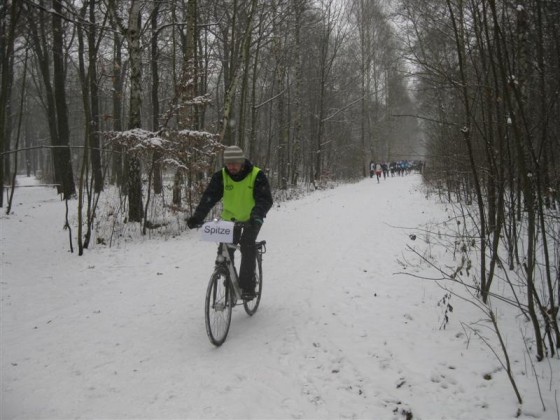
[221,166,260,222]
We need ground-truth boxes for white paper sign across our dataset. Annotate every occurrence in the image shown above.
[200,220,235,243]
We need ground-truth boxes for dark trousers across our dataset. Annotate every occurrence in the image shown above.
[231,224,261,291]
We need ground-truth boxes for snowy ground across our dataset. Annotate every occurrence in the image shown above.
[1,174,559,420]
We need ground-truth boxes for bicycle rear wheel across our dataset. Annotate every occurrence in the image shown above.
[205,267,233,346]
[243,253,262,316]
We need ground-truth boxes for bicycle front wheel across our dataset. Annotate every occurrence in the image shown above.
[205,268,233,346]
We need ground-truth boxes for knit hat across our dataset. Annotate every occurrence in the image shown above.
[223,145,245,164]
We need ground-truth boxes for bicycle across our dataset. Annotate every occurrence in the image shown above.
[202,221,266,346]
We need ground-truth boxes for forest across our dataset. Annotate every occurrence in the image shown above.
[1,0,559,371]
[1,0,419,209]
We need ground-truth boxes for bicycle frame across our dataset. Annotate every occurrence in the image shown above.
[215,242,243,302]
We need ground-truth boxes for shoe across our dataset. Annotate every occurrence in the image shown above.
[241,289,256,301]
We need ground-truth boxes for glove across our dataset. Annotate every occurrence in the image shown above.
[186,216,202,229]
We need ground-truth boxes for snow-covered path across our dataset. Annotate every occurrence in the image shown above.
[2,175,557,419]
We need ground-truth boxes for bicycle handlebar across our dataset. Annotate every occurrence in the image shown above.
[232,221,252,228]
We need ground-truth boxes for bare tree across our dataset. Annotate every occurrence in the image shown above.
[23,0,76,199]
[397,0,559,362]
[51,0,76,199]
[0,0,21,207]
[107,0,144,223]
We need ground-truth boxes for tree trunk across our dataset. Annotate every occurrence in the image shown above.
[52,0,76,199]
[76,3,91,255]
[272,6,288,190]
[111,34,125,187]
[126,0,144,223]
[0,1,20,208]
[445,0,487,302]
[248,19,263,161]
[290,0,304,186]
[88,0,103,194]
[151,2,162,195]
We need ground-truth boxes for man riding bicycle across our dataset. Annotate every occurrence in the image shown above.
[187,146,273,301]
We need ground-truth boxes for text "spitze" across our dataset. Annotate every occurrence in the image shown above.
[203,225,231,235]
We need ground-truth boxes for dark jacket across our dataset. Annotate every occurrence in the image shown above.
[193,159,273,222]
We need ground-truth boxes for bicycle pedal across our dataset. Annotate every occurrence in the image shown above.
[241,292,256,301]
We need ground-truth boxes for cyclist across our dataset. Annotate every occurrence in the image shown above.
[187,145,273,300]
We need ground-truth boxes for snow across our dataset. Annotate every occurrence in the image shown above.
[2,174,559,419]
